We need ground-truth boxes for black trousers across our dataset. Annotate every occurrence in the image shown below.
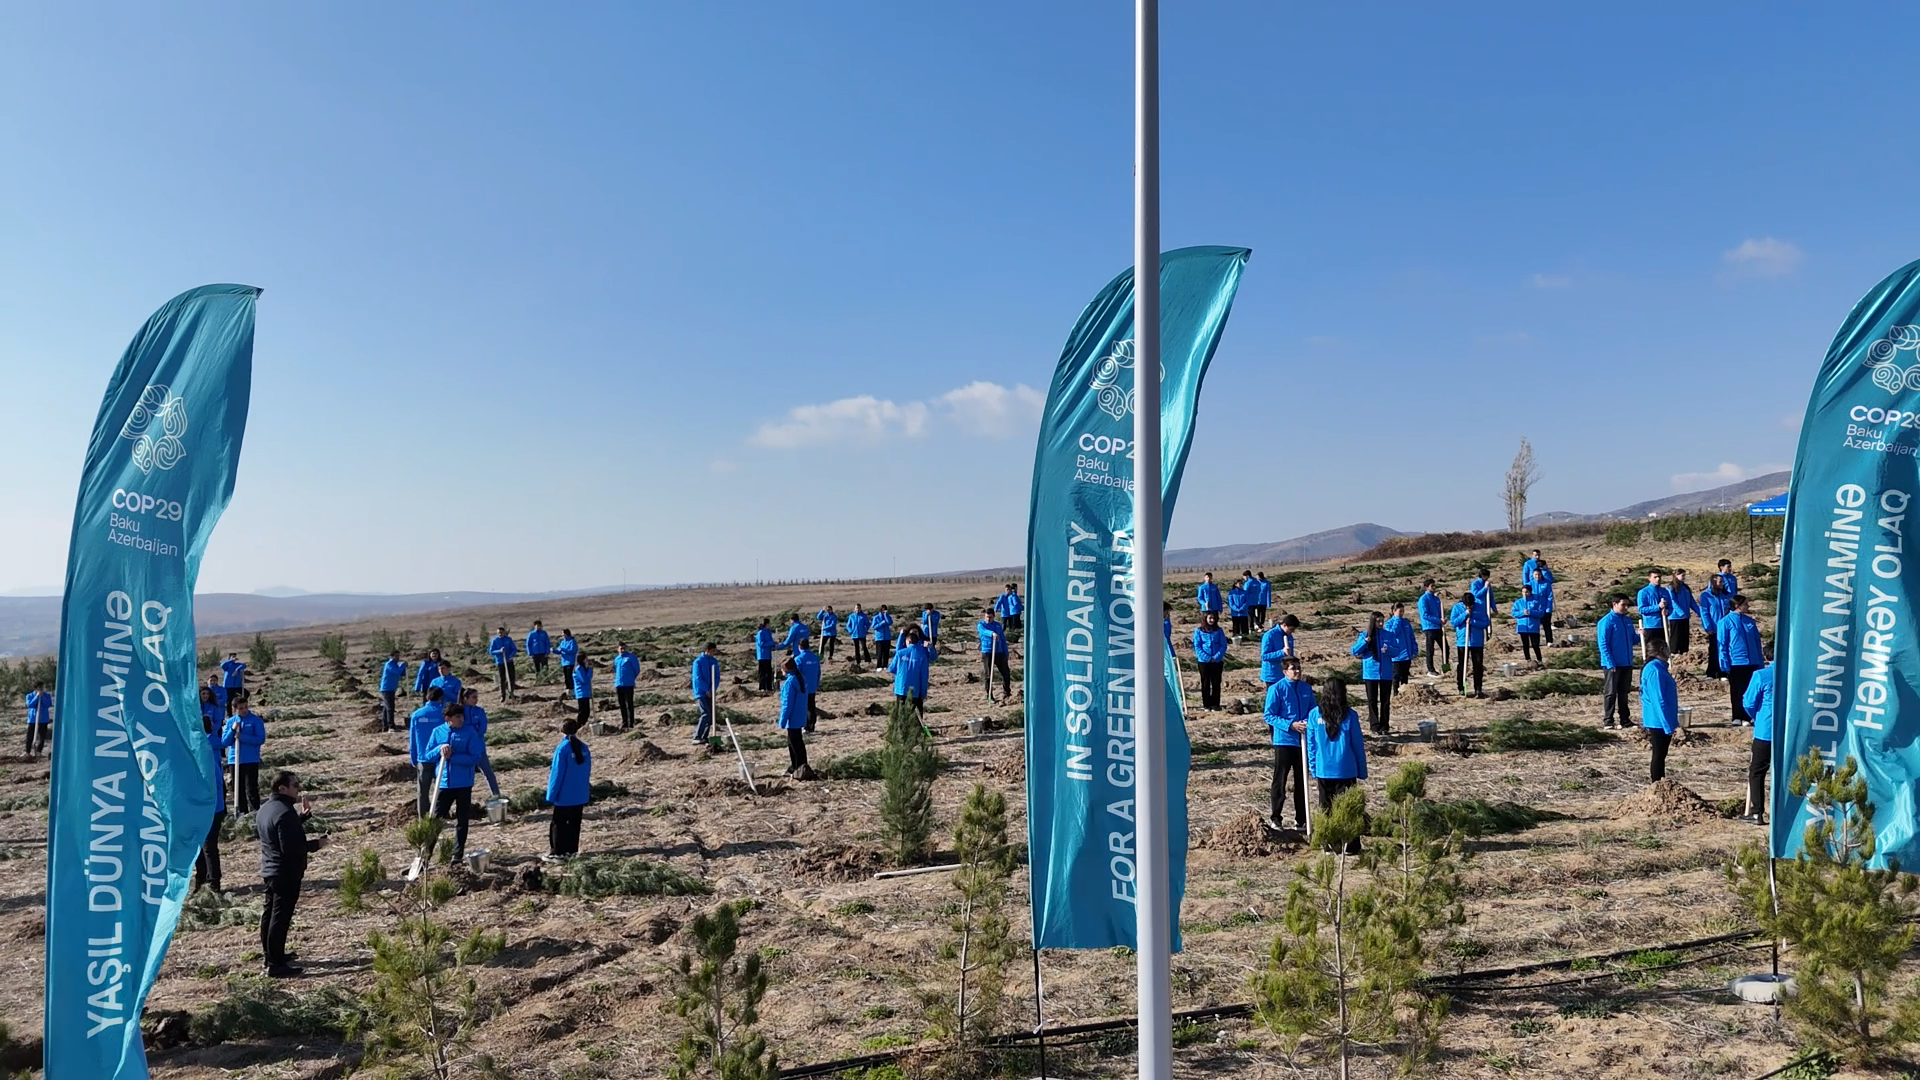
[875,638,893,668]
[1454,646,1483,695]
[194,811,224,892]
[1365,679,1393,733]
[1270,745,1305,827]
[433,785,473,857]
[260,873,301,967]
[416,767,435,817]
[575,696,591,726]
[549,804,584,856]
[24,723,48,756]
[1706,637,1723,680]
[1392,659,1411,693]
[1004,613,1022,638]
[1315,778,1362,854]
[1542,615,1554,644]
[1748,739,1770,817]
[1519,632,1542,663]
[616,686,635,728]
[757,658,774,691]
[1250,605,1267,630]
[805,694,818,733]
[982,652,1012,698]
[1424,629,1445,672]
[496,659,517,700]
[1728,664,1758,723]
[380,690,398,731]
[822,635,838,660]
[236,763,261,812]
[1197,662,1224,710]
[561,663,575,693]
[531,653,549,673]
[1603,667,1633,725]
[1230,614,1248,637]
[896,693,925,719]
[786,728,809,773]
[1641,625,1667,654]
[852,638,870,663]
[1648,729,1672,782]
[1669,619,1691,655]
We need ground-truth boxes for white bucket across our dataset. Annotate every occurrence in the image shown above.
[1499,662,1517,678]
[485,797,507,825]
[590,720,615,736]
[1678,705,1694,730]
[464,848,490,873]
[966,717,987,735]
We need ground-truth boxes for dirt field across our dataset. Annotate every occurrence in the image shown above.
[0,535,1833,1078]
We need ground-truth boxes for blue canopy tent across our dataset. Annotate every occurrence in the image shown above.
[1747,491,1788,560]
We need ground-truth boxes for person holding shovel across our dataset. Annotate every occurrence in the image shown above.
[226,696,267,812]
[1262,656,1314,831]
[976,607,1012,701]
[409,688,448,816]
[1636,570,1673,655]
[1418,579,1446,675]
[488,626,519,701]
[691,643,720,742]
[424,704,486,864]
[1448,591,1488,698]
[22,680,52,759]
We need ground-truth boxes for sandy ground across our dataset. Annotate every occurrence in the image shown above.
[0,534,1849,1078]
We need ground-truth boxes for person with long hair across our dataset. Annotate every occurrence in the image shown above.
[1290,677,1367,854]
[1191,611,1229,711]
[1666,569,1698,655]
[1640,638,1678,782]
[571,657,594,727]
[778,656,811,778]
[1718,594,1765,726]
[1512,586,1544,664]
[1741,658,1773,824]
[1350,611,1395,735]
[1383,601,1417,693]
[545,719,592,859]
[196,689,233,893]
[1226,578,1249,640]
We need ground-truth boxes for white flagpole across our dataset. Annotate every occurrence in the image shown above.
[1134,1,1171,1076]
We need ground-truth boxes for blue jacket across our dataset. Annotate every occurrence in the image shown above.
[920,609,942,637]
[526,627,551,656]
[1302,707,1367,780]
[556,636,579,665]
[23,690,51,725]
[1259,625,1295,683]
[1251,578,1271,606]
[1469,578,1492,609]
[890,643,931,697]
[691,653,720,697]
[1699,589,1730,635]
[207,683,227,711]
[1226,586,1249,618]
[1718,613,1764,667]
[1448,601,1488,648]
[462,703,489,738]
[1263,678,1315,747]
[995,592,1023,618]
[611,651,640,688]
[225,711,265,765]
[795,648,821,693]
[1636,583,1673,629]
[1597,612,1638,669]
[976,619,1007,654]
[1722,571,1740,597]
[1530,572,1556,611]
[430,673,463,707]
[1510,598,1541,635]
[782,620,809,650]
[412,659,439,694]
[871,612,894,641]
[818,609,839,637]
[778,673,809,729]
[1383,616,1417,662]
[1196,581,1222,613]
[572,664,593,700]
[1350,629,1394,681]
[1745,664,1775,742]
[1191,625,1229,663]
[205,726,233,802]
[379,658,407,693]
[846,610,870,639]
[409,702,445,762]
[1640,658,1678,735]
[220,658,246,689]
[424,723,485,788]
[1667,582,1699,621]
[1521,557,1541,587]
[489,634,518,662]
[752,627,776,660]
[1417,591,1444,630]
[546,736,593,806]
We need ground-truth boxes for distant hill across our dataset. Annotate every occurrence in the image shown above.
[1166,523,1408,569]
[1525,471,1789,526]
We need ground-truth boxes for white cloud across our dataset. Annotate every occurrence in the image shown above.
[1669,462,1789,492]
[747,381,1042,449]
[1722,237,1802,278]
[1528,273,1571,289]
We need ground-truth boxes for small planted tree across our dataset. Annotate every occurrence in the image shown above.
[669,900,777,1080]
[925,784,1018,1069]
[249,632,278,671]
[1730,751,1920,1064]
[1253,784,1368,1078]
[317,633,348,664]
[879,699,937,865]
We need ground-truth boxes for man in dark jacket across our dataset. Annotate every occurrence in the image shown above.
[256,771,324,977]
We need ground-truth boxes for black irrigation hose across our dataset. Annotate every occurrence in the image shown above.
[1749,1052,1824,1080]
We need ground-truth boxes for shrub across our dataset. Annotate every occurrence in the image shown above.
[818,673,890,693]
[338,848,386,913]
[317,634,348,664]
[816,750,885,781]
[188,972,365,1044]
[550,856,710,898]
[178,886,264,931]
[370,628,415,658]
[1407,799,1562,837]
[1483,716,1615,752]
[1542,641,1600,669]
[879,700,937,866]
[507,786,546,813]
[249,632,278,671]
[1514,672,1603,699]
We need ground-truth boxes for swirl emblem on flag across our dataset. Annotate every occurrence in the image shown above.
[1090,339,1137,420]
[120,383,190,474]
[1863,325,1920,395]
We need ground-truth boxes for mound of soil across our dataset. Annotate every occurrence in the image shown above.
[1411,684,1446,705]
[688,776,783,799]
[1199,812,1274,858]
[790,842,886,883]
[629,740,676,763]
[378,761,417,783]
[1612,779,1718,825]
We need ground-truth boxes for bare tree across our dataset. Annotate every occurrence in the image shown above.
[1504,438,1541,533]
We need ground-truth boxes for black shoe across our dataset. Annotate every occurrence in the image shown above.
[265,963,303,978]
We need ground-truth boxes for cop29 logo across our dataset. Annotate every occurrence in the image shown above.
[120,383,189,475]
[1091,339,1137,420]
[1864,326,1920,395]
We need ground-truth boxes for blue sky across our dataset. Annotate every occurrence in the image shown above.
[0,3,1902,594]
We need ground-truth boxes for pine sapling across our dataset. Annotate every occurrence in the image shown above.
[878,699,936,865]
[354,865,503,1079]
[668,900,777,1080]
[925,784,1018,1070]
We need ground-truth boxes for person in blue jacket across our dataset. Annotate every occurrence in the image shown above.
[1529,563,1557,645]
[1741,660,1774,823]
[413,650,440,700]
[872,608,895,669]
[691,643,720,743]
[225,699,267,812]
[1351,612,1397,735]
[196,696,234,892]
[1191,611,1229,711]
[1448,592,1489,698]
[526,620,552,677]
[1226,580,1250,640]
[1699,575,1732,679]
[556,630,580,689]
[777,657,812,778]
[1250,571,1272,633]
[1511,587,1543,664]
[1384,601,1417,692]
[220,652,247,715]
[995,584,1024,640]
[1259,616,1295,685]
[847,605,872,665]
[976,608,1012,701]
[817,605,840,661]
[611,643,641,730]
[1417,579,1447,675]
[488,625,519,701]
[1520,549,1544,591]
[430,666,464,716]
[1263,656,1315,830]
[795,639,823,733]
[1163,602,1174,649]
[23,680,52,759]
[1236,571,1258,634]
[571,657,594,728]
[1717,559,1739,598]
[782,615,809,656]
[891,626,932,717]
[920,604,943,655]
[1636,570,1673,654]
[1666,569,1699,655]
[1291,678,1367,854]
[1640,639,1679,782]
[1718,594,1765,725]
[1196,572,1223,617]
[1598,595,1637,728]
[1468,569,1493,619]
[424,705,486,863]
[456,689,502,800]
[545,720,593,859]
[752,618,778,691]
[206,673,228,717]
[376,650,407,732]
[410,688,448,816]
